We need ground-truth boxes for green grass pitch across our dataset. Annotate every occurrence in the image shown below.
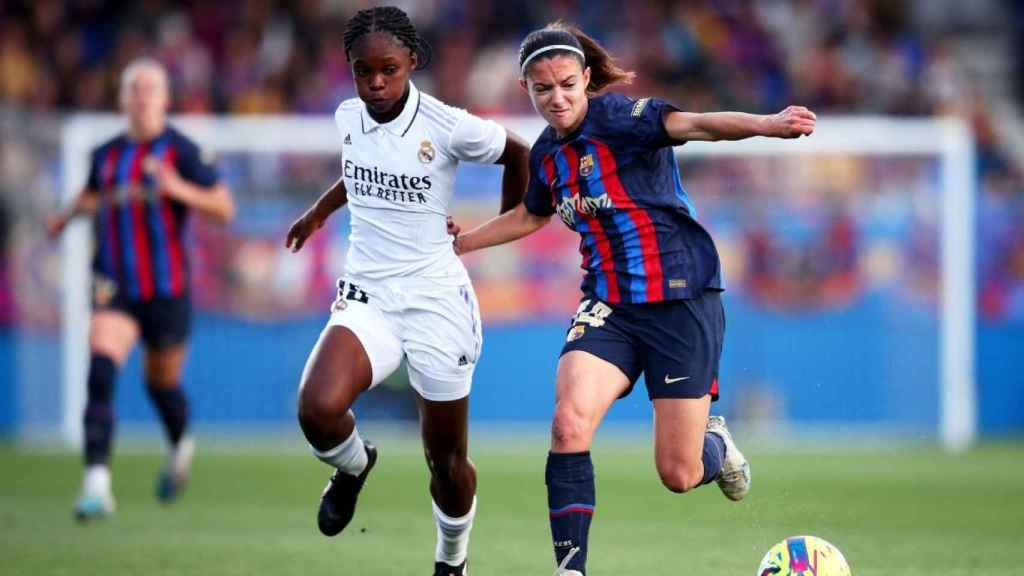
[3,438,1023,575]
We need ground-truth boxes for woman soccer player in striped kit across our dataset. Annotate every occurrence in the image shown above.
[48,58,235,520]
[284,7,529,575]
[454,23,816,575]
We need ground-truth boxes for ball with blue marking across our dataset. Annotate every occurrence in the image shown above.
[757,535,850,576]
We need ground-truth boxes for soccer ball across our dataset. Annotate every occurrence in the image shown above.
[757,535,851,576]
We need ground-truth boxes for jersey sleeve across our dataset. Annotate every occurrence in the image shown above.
[85,148,102,190]
[523,147,555,217]
[448,110,507,164]
[630,96,686,149]
[175,138,219,188]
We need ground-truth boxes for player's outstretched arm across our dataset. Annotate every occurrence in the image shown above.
[663,105,816,142]
[286,175,349,253]
[46,189,99,238]
[454,202,550,255]
[495,130,531,214]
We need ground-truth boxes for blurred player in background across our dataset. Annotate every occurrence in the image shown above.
[47,58,235,520]
[454,23,815,575]
[284,7,529,575]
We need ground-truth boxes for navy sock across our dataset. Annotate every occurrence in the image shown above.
[83,355,117,466]
[701,431,725,485]
[546,451,595,574]
[147,385,189,446]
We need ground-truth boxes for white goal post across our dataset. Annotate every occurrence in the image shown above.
[58,114,976,451]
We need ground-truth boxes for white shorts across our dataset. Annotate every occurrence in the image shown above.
[322,276,483,401]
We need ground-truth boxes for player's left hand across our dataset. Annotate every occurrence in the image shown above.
[447,216,461,238]
[45,213,68,239]
[147,157,190,201]
[767,106,816,138]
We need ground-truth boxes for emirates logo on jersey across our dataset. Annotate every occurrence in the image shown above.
[342,159,432,205]
[418,139,436,163]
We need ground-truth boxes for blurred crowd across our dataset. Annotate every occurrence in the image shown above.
[3,0,1022,173]
[2,0,1024,323]
[0,1,1013,115]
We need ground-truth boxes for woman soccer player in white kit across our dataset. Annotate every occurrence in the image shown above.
[284,7,529,575]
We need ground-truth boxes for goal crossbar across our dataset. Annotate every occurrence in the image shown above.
[59,114,976,451]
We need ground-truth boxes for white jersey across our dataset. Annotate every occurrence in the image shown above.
[334,82,507,284]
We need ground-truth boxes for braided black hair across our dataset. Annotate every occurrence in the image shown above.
[343,6,432,70]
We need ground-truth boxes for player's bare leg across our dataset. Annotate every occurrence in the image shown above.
[548,351,630,575]
[652,394,715,491]
[653,396,748,500]
[418,396,476,576]
[75,310,139,521]
[297,325,376,536]
[144,344,193,503]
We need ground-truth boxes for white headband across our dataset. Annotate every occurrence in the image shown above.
[520,44,586,74]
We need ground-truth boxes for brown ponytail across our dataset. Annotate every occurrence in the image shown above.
[519,22,635,94]
[553,23,635,93]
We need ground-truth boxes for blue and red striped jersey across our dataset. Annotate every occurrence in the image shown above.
[524,92,722,303]
[86,126,219,302]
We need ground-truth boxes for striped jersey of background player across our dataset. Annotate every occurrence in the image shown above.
[46,58,235,521]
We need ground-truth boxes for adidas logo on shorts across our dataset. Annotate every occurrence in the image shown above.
[344,133,352,145]
[458,355,469,367]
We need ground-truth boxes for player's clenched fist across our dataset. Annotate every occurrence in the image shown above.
[146,157,187,200]
[285,210,324,253]
[765,105,816,138]
[446,216,461,238]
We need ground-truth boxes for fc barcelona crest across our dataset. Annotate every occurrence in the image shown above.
[418,139,436,163]
[578,153,594,177]
[566,324,586,342]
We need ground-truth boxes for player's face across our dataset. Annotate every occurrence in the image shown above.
[120,66,169,138]
[521,55,591,137]
[350,33,417,120]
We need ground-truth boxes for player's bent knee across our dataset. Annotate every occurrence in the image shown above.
[550,408,592,451]
[425,450,472,489]
[297,383,349,431]
[657,462,704,494]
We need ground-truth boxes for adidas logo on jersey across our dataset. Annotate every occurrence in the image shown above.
[458,355,469,367]
[344,134,352,145]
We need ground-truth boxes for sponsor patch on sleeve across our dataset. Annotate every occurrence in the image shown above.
[631,97,651,118]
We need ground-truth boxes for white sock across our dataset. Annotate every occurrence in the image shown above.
[313,427,367,476]
[168,435,195,478]
[433,496,476,567]
[83,465,111,496]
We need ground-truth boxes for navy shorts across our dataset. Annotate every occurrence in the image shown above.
[561,290,724,401]
[92,275,192,350]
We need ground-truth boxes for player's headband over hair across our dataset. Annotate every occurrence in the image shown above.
[518,29,585,76]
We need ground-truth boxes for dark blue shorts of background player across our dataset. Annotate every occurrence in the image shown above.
[93,280,192,350]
